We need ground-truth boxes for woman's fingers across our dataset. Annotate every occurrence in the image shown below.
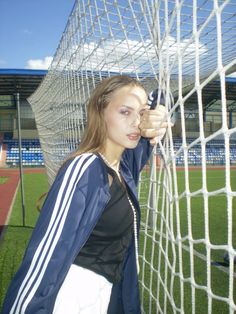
[139,105,172,143]
[140,126,168,139]
[139,121,169,131]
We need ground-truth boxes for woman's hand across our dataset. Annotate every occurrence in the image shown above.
[139,105,171,145]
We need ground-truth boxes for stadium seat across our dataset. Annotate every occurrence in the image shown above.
[172,138,236,166]
[5,139,44,167]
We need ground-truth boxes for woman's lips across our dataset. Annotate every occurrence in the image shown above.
[127,133,140,141]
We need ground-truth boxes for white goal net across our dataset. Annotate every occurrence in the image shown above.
[28,0,236,313]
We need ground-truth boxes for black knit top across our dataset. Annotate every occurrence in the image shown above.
[73,160,134,283]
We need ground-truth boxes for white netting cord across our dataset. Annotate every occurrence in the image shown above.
[27,0,236,313]
[175,0,186,312]
[215,2,235,313]
[193,0,212,312]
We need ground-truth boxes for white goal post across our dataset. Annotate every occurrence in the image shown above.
[28,1,236,313]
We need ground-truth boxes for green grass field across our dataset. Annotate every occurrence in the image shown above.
[0,177,8,185]
[139,168,236,313]
[0,172,48,309]
[0,168,235,313]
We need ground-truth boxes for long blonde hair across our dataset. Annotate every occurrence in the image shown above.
[69,75,145,159]
[37,75,145,210]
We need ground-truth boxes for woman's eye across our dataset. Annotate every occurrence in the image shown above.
[120,110,130,116]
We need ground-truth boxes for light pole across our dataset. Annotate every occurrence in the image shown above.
[16,92,26,226]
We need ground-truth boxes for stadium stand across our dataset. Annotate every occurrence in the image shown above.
[4,139,44,167]
[3,137,236,167]
[170,138,236,166]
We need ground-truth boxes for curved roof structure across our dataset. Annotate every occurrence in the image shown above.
[184,77,236,112]
[0,68,235,112]
[0,69,47,99]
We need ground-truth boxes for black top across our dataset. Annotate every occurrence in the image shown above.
[73,159,134,283]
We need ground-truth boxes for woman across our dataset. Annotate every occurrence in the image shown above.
[2,75,168,314]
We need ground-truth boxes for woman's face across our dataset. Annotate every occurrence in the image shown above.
[103,85,148,153]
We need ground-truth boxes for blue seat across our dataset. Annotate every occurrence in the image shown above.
[5,139,44,166]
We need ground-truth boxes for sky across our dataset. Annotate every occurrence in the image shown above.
[0,0,235,77]
[0,0,75,69]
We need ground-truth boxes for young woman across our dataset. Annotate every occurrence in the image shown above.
[2,75,168,314]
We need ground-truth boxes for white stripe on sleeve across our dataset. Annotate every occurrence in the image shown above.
[10,153,96,314]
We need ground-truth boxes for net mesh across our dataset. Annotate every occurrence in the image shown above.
[28,0,236,313]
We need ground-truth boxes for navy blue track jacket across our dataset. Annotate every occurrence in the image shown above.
[2,137,152,314]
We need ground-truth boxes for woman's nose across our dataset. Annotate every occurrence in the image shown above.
[131,113,141,127]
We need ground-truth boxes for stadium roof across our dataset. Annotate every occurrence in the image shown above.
[0,69,235,112]
[0,69,47,99]
[182,77,236,112]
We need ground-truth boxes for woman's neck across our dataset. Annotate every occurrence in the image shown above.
[100,151,121,171]
[100,143,124,171]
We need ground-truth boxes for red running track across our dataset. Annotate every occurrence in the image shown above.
[0,168,45,238]
[0,169,19,236]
